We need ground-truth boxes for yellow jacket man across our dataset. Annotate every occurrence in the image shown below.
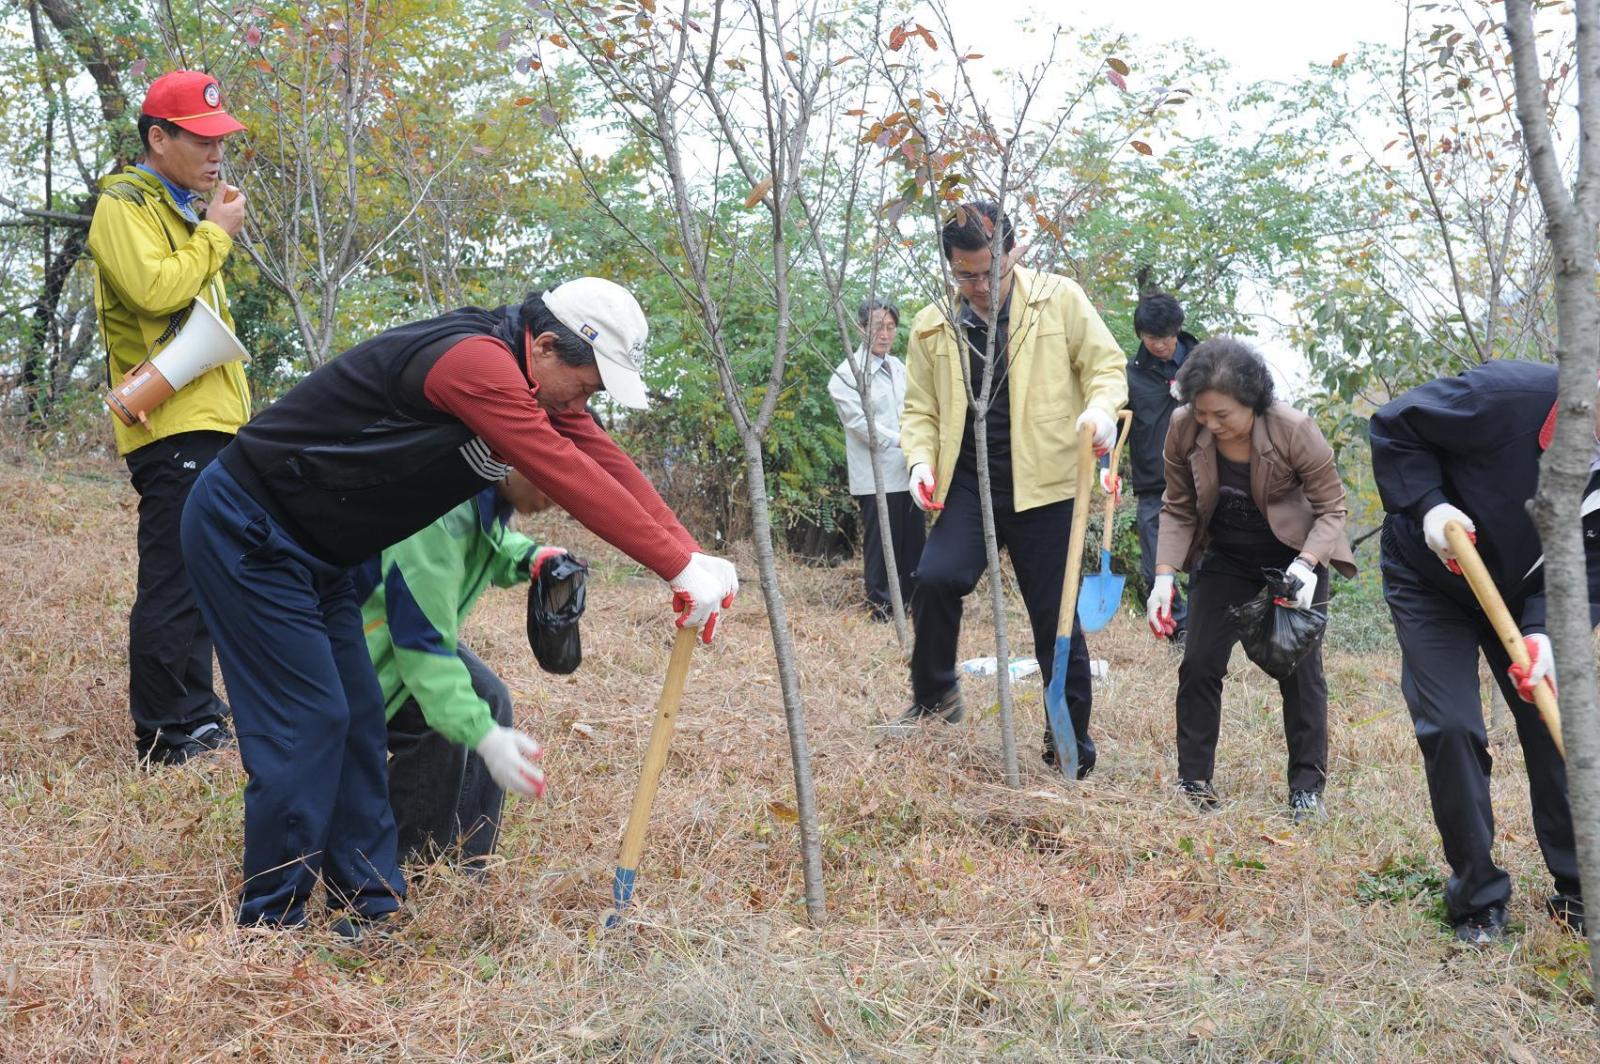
[891,201,1127,777]
[88,70,250,766]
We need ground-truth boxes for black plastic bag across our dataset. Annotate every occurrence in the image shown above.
[1224,567,1326,680]
[527,553,588,674]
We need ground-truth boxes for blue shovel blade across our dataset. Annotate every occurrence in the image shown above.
[1044,633,1079,780]
[1079,549,1125,634]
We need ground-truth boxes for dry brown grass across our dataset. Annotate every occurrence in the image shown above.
[1,447,1597,1062]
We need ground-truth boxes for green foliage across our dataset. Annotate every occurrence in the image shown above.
[1354,854,1447,924]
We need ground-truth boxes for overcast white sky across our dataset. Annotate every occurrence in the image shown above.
[918,0,1416,393]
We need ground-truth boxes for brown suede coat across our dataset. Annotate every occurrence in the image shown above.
[1157,401,1357,577]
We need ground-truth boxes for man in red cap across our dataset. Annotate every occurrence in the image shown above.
[88,70,251,767]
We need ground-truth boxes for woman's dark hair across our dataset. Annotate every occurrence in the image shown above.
[857,298,900,329]
[521,290,596,367]
[939,200,1015,260]
[137,114,184,153]
[1133,291,1185,338]
[1175,336,1275,414]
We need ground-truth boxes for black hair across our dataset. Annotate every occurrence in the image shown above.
[940,200,1015,260]
[1133,291,1185,338]
[137,114,184,154]
[857,298,900,329]
[521,290,596,367]
[1175,336,1275,415]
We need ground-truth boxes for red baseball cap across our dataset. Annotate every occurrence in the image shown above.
[141,70,246,137]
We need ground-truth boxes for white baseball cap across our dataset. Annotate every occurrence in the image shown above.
[543,277,650,409]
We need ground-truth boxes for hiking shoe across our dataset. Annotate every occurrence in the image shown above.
[136,731,209,768]
[1547,894,1585,936]
[1179,778,1219,812]
[878,686,964,739]
[187,718,234,751]
[1289,790,1327,825]
[1452,903,1508,946]
[330,913,395,946]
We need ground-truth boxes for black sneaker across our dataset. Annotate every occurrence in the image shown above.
[136,731,209,768]
[1452,903,1508,946]
[867,603,892,623]
[187,718,234,751]
[1547,893,1585,935]
[879,686,964,739]
[1179,778,1219,812]
[1289,790,1327,825]
[330,912,395,945]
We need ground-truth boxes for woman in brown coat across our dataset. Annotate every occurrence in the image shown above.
[1147,337,1356,821]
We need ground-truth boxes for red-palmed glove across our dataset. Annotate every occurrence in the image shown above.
[1422,502,1476,576]
[1508,633,1554,702]
[909,462,943,512]
[474,726,546,798]
[530,545,567,573]
[669,552,737,644]
[1147,573,1177,638]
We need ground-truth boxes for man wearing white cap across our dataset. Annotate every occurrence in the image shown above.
[181,279,738,935]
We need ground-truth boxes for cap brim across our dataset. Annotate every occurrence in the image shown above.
[595,356,648,410]
[171,112,247,137]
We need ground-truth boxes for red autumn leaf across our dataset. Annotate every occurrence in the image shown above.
[245,27,262,47]
[1131,140,1153,155]
[1107,70,1127,91]
[744,177,773,208]
[1331,52,1348,69]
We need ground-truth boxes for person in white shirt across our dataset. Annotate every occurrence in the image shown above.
[828,299,924,621]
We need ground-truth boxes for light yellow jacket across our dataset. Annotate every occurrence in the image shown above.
[89,167,251,456]
[901,266,1128,512]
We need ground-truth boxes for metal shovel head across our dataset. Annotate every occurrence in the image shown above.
[1044,635,1080,781]
[1078,549,1124,634]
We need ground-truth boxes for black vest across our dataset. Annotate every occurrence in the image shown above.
[219,304,528,565]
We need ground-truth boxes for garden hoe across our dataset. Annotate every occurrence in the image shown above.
[1444,521,1565,758]
[1079,409,1134,633]
[1044,423,1098,781]
[603,612,700,929]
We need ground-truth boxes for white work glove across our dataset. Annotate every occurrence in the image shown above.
[1421,502,1476,575]
[1284,559,1317,611]
[909,462,943,511]
[874,431,901,452]
[474,725,546,798]
[1147,573,1177,638]
[1076,407,1116,458]
[669,552,737,644]
[1508,633,1554,702]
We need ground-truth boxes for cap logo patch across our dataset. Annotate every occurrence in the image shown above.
[204,82,220,108]
[627,339,646,370]
[579,323,599,342]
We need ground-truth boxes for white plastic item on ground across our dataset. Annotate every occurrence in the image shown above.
[1089,659,1110,679]
[959,656,1041,680]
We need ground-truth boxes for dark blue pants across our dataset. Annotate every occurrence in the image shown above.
[1135,491,1187,633]
[910,475,1094,765]
[181,462,404,927]
[1381,526,1579,920]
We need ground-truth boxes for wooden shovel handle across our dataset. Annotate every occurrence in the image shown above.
[616,624,699,873]
[1443,521,1565,758]
[1056,423,1098,639]
[1101,409,1134,553]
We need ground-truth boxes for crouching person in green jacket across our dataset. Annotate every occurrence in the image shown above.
[357,470,564,870]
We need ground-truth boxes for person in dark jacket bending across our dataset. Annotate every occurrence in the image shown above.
[180,278,739,936]
[1370,360,1594,944]
[1126,291,1199,644]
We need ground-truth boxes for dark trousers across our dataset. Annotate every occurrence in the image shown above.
[387,647,514,869]
[910,475,1094,764]
[856,490,925,611]
[1381,529,1579,920]
[124,430,232,743]
[1136,491,1188,633]
[181,462,404,927]
[1176,550,1329,794]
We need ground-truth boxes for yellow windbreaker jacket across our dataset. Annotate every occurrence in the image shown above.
[89,167,251,455]
[900,266,1128,513]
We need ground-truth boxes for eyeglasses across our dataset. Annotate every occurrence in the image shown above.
[950,264,1011,288]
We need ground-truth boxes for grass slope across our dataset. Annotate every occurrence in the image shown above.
[1,450,1595,1061]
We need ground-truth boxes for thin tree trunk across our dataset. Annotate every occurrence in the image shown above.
[741,435,826,924]
[973,412,1020,786]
